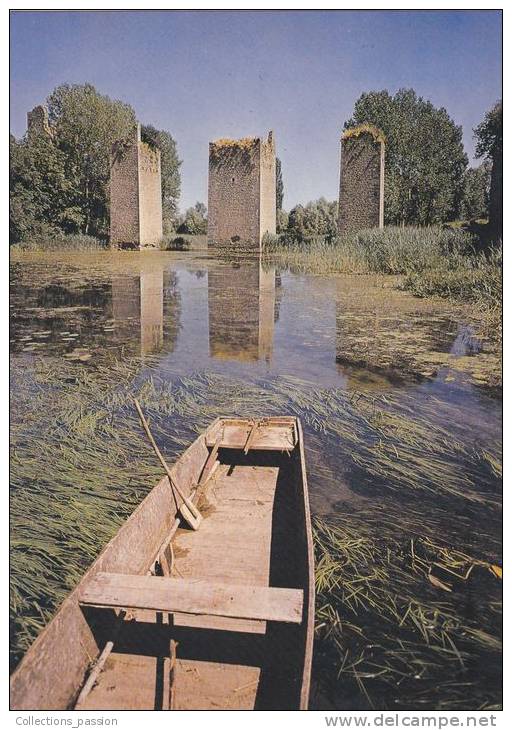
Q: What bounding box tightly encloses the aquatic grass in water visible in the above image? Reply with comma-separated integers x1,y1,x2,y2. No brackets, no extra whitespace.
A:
10,356,501,708
313,508,501,710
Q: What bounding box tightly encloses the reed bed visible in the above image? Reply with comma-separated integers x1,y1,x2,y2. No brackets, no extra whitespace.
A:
10,355,501,708
11,234,106,252
265,227,477,276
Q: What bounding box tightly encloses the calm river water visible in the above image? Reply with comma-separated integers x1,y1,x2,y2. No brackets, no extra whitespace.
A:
10,251,502,709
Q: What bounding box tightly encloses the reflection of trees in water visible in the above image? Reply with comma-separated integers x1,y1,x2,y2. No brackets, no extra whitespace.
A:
10,279,114,353
13,281,111,311
10,264,183,360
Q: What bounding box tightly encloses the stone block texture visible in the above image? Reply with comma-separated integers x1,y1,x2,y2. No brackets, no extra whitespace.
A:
27,106,52,138
207,132,276,249
110,124,163,249
338,126,385,236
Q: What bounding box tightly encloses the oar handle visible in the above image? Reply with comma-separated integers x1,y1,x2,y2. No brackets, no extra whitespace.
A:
134,399,188,503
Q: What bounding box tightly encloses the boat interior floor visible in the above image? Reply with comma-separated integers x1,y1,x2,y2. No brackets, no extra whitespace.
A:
77,450,307,710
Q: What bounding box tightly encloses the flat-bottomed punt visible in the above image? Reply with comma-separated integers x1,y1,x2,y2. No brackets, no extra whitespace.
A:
10,417,315,710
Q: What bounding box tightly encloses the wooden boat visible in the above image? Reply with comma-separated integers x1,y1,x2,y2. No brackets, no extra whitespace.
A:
10,416,315,710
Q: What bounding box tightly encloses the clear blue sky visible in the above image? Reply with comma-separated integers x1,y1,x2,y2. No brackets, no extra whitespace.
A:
10,10,502,212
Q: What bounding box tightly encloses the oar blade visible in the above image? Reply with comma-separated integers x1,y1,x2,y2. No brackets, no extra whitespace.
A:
180,500,203,531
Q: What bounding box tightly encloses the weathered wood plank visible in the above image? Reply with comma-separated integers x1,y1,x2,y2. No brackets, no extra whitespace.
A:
79,573,303,624
172,660,260,710
172,464,278,633
205,419,297,450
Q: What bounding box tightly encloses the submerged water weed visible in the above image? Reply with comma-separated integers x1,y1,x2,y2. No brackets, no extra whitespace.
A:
10,356,501,709
313,508,502,710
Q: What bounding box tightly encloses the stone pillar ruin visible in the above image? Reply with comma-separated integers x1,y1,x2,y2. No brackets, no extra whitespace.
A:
27,105,52,138
110,124,163,249
207,131,276,250
337,125,385,236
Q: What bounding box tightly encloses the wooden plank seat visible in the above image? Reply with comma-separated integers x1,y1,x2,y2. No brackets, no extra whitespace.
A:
205,418,297,451
78,572,304,624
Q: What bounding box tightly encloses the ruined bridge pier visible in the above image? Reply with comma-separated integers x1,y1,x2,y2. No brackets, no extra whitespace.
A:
207,132,276,251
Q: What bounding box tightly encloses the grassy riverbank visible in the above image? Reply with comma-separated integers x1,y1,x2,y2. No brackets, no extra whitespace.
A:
10,355,501,708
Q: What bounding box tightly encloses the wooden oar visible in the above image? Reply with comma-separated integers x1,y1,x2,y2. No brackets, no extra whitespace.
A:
134,399,203,531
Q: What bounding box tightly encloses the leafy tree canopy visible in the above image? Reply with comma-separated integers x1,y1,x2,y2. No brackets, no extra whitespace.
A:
10,132,82,243
474,101,502,161
474,100,502,237
177,202,207,235
47,83,136,238
460,162,491,222
285,198,338,243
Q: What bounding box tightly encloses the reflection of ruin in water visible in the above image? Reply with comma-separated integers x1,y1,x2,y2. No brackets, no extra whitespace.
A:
208,260,276,363
110,263,180,356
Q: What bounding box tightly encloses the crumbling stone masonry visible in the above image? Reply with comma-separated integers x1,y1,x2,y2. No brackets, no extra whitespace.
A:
110,124,163,249
207,132,276,249
27,105,52,138
338,124,385,236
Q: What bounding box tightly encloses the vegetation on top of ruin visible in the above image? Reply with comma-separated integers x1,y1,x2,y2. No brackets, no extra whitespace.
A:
211,136,259,150
342,122,386,145
209,136,261,167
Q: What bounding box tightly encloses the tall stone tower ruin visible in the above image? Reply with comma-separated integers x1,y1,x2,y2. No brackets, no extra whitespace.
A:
207,132,276,249
110,124,163,249
338,125,385,236
27,105,52,138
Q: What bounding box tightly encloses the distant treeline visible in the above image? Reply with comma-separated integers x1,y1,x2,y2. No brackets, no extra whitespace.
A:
9,84,502,246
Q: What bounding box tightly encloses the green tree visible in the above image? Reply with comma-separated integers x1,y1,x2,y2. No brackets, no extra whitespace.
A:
460,162,491,221
276,157,284,211
177,202,207,235
47,83,136,238
10,132,81,243
345,89,468,225
474,101,502,237
141,125,182,233
285,198,338,243
10,83,183,244
276,208,289,234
